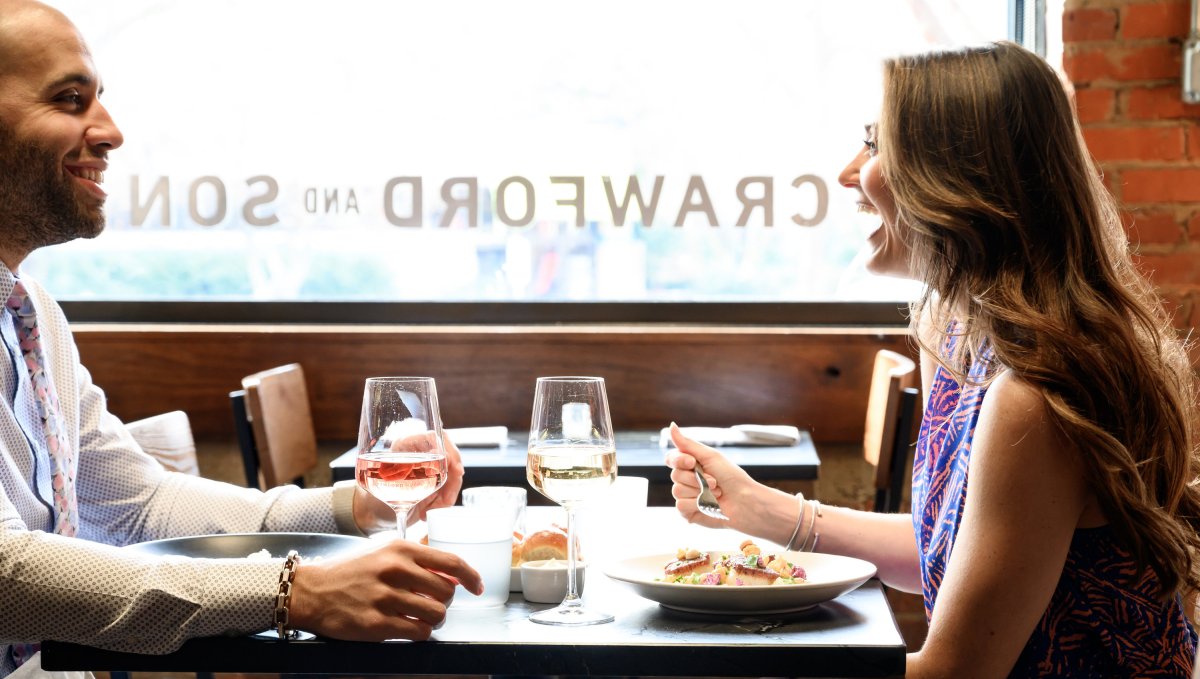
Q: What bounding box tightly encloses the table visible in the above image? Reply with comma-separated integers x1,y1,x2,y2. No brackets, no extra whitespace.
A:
330,429,821,488
41,509,903,678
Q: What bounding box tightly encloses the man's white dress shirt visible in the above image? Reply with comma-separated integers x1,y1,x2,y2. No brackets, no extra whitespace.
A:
0,265,360,677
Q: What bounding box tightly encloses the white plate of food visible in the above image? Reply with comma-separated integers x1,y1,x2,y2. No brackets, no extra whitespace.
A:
603,548,877,615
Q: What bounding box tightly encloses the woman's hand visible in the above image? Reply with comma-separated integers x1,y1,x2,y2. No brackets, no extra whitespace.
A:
665,423,786,539
668,423,922,589
288,538,483,641
351,431,467,533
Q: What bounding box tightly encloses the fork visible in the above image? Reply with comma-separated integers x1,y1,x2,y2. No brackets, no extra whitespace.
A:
693,461,730,521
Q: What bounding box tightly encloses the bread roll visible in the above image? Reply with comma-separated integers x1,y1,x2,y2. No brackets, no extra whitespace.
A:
520,528,569,562
511,531,524,566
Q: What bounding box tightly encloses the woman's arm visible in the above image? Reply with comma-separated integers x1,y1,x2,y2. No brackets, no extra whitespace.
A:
906,372,1089,678
665,425,922,592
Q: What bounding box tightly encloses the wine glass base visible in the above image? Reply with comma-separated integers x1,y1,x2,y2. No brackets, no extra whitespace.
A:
529,605,614,626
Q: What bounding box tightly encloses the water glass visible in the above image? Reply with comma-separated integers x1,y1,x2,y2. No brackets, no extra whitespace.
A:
426,506,512,609
462,486,527,537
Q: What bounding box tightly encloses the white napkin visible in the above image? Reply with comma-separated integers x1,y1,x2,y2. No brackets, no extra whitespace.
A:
659,424,801,447
446,426,510,448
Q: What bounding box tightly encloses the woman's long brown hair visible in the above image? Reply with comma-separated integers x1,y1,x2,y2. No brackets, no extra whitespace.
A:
879,41,1200,596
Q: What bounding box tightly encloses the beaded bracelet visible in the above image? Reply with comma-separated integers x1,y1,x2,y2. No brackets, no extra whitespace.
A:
784,492,807,550
275,550,301,640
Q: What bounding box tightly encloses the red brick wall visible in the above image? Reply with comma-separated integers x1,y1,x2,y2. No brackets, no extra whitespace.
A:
1063,0,1200,338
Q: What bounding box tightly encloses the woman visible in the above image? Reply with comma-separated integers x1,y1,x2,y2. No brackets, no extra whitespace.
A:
666,41,1200,677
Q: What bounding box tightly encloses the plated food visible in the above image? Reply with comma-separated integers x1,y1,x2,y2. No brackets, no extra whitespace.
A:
662,541,807,586
605,549,877,614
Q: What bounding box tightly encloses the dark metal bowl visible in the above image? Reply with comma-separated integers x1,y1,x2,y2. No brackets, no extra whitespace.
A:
124,532,371,560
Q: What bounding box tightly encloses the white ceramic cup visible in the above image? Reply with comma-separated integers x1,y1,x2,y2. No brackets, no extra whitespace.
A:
426,506,512,608
461,486,527,537
605,476,649,508
580,477,649,565
520,558,586,604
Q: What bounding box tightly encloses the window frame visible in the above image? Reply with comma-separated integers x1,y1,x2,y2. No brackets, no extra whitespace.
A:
61,300,911,326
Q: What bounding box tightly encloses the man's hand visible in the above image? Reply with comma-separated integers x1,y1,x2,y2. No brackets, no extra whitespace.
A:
288,539,483,641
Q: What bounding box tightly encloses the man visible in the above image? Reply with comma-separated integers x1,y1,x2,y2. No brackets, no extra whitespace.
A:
0,2,482,675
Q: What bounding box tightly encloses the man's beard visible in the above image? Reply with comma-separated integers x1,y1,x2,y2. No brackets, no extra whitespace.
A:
0,123,107,253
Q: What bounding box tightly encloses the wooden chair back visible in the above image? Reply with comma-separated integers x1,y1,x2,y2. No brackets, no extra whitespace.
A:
238,363,319,489
863,349,921,513
126,410,200,476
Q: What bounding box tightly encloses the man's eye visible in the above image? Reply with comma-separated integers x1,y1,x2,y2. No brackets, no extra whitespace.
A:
55,90,84,108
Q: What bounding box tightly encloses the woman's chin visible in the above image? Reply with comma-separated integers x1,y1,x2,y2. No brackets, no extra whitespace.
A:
864,248,915,280
865,259,916,280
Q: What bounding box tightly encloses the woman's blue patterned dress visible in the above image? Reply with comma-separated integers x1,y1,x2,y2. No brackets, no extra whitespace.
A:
911,334,1196,677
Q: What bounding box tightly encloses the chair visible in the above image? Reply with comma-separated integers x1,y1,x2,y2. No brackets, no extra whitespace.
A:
863,349,921,513
125,410,200,476
229,363,318,489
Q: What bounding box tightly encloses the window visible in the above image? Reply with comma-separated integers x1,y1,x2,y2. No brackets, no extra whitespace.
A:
31,1,1009,318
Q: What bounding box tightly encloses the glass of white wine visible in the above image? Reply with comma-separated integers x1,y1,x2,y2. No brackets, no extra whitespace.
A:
355,377,448,541
526,376,617,626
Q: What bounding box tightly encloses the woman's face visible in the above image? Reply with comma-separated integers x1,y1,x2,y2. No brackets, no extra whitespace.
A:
837,125,914,280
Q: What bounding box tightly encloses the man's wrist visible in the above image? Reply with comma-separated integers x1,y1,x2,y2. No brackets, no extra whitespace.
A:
332,480,367,536
275,550,301,639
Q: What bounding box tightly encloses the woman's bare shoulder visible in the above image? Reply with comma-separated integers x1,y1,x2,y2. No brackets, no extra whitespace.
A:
976,371,1084,481
983,370,1046,416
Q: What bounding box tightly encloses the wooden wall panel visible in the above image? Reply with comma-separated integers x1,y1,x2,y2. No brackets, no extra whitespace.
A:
73,325,915,444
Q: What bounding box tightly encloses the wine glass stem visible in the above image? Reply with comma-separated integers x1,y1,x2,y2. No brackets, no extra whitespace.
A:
564,504,581,605
394,507,411,541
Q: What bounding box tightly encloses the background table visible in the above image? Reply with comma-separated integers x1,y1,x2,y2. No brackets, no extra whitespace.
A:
330,429,821,504
42,508,902,678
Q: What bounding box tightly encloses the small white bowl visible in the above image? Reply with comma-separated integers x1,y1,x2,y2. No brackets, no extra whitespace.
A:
520,559,586,603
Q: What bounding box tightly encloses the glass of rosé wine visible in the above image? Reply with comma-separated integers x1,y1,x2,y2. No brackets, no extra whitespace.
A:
526,376,617,625
355,377,448,541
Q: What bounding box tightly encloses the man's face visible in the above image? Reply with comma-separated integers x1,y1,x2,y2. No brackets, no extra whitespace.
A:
0,3,124,259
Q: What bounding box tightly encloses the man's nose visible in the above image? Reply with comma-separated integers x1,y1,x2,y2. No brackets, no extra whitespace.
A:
85,101,124,151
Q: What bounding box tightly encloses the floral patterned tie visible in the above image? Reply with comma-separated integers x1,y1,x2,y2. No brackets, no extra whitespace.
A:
7,278,78,668
6,278,77,537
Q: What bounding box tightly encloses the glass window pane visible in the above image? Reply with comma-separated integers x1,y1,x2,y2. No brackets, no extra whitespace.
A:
29,1,1007,303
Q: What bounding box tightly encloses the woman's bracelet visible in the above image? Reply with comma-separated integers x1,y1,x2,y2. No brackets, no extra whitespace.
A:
275,550,302,640
784,492,807,550
800,499,823,552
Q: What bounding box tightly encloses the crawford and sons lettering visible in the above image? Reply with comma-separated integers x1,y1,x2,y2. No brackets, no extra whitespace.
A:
129,174,829,228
